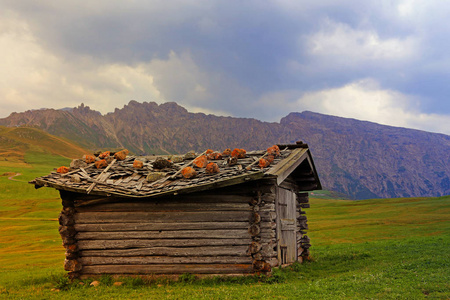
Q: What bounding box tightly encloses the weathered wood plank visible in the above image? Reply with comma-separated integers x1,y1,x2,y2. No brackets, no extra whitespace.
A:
75,202,252,213
80,246,250,257
73,194,253,208
78,238,252,250
74,194,254,208
81,264,254,274
74,222,253,232
74,211,252,223
80,256,252,265
76,229,249,240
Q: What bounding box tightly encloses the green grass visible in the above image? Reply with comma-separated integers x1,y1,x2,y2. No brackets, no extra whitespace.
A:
1,235,448,299
0,153,449,299
307,197,450,245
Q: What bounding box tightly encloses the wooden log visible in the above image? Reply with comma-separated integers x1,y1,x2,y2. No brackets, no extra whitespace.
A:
251,212,261,224
59,213,75,226
299,236,310,243
211,182,275,196
252,253,263,260
261,243,277,258
59,225,77,237
259,211,277,222
64,244,78,253
259,232,276,239
75,202,252,213
65,252,79,260
298,247,309,257
253,260,271,272
74,222,254,232
80,246,250,257
81,264,254,275
64,259,82,272
248,224,260,236
267,257,279,267
296,192,309,203
297,215,307,221
75,194,253,207
79,256,252,266
261,193,276,203
259,223,276,233
298,220,308,230
78,238,252,250
62,206,76,216
259,203,276,212
253,260,265,271
74,211,252,224
76,229,250,240
62,236,77,246
248,242,262,254
300,243,311,249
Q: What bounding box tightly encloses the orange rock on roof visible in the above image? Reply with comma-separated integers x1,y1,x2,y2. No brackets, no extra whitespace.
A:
267,145,280,157
83,155,95,164
231,148,246,159
207,151,222,160
206,162,220,174
259,158,270,169
133,160,143,168
95,159,108,169
222,148,232,156
57,166,70,174
114,149,129,161
99,151,110,159
181,166,197,179
193,155,208,168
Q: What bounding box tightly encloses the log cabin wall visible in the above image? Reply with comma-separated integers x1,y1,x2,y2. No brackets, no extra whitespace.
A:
277,179,311,264
58,180,282,278
296,192,310,262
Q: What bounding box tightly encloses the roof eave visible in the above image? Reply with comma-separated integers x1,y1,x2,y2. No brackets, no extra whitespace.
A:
34,171,268,199
266,148,322,190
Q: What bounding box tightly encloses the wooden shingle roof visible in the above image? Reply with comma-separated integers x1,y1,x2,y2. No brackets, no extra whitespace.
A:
31,142,321,198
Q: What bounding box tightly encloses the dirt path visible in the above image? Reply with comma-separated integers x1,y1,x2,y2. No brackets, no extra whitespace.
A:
7,173,26,182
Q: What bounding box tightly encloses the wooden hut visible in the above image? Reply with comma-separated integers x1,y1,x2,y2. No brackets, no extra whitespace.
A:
31,142,321,278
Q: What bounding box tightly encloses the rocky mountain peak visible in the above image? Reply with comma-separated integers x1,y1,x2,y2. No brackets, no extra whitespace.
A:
1,101,449,199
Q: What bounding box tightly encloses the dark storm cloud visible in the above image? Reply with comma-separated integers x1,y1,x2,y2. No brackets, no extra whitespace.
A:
1,0,450,133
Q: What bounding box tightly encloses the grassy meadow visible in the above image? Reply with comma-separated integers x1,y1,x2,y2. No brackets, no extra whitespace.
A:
0,150,449,299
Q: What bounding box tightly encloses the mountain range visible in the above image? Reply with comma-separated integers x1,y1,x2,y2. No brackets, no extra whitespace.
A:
1,100,449,200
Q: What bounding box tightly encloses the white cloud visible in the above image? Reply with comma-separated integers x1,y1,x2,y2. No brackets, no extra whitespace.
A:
0,11,166,117
306,18,419,64
0,9,248,120
292,79,450,135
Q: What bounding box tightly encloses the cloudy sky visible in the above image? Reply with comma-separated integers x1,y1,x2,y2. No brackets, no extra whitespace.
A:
1,0,450,134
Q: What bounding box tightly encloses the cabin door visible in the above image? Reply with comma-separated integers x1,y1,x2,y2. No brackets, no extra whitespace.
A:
276,186,297,264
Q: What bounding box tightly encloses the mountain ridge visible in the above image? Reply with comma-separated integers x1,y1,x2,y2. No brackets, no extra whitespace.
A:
1,101,449,200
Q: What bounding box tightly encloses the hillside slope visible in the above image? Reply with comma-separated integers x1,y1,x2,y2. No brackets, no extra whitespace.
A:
1,101,450,199
0,126,89,166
